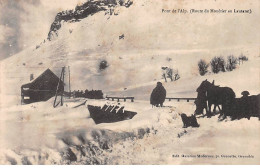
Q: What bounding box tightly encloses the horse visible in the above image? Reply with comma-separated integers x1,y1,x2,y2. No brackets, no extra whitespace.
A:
231,93,260,120
195,79,236,119
248,94,260,119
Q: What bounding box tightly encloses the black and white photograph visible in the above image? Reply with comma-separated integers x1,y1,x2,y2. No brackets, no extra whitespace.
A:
0,0,259,165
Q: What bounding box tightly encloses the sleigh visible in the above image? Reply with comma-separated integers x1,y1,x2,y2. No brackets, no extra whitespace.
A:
87,104,137,124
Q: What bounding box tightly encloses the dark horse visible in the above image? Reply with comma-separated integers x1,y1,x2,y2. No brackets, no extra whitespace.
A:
195,79,236,119
232,92,260,120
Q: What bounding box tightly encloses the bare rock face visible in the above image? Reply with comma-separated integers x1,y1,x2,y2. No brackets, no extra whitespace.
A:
47,0,133,41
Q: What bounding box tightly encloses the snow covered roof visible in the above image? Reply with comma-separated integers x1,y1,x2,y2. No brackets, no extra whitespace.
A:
21,68,64,88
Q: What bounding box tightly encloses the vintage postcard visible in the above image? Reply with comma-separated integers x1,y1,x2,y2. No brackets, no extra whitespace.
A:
0,0,259,165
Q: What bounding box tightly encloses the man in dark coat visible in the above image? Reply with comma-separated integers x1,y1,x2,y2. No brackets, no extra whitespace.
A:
150,82,166,107
240,91,251,119
194,91,208,116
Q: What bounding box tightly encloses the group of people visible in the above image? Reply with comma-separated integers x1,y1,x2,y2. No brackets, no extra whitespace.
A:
149,80,260,121
194,79,260,120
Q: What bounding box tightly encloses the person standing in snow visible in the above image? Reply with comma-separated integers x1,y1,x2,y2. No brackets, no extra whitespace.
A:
194,91,208,116
150,82,166,107
240,91,251,119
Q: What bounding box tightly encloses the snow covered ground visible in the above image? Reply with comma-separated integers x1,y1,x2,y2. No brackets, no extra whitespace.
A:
0,54,260,164
0,0,259,164
0,97,177,164
1,54,260,164
0,96,259,164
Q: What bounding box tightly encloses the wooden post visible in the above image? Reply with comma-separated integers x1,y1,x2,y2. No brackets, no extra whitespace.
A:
53,67,65,108
68,66,71,98
61,67,65,106
124,98,126,102
21,87,24,105
131,98,134,102
177,99,180,102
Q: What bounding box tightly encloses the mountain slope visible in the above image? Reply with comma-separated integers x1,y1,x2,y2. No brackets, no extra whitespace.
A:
0,0,259,107
0,0,259,165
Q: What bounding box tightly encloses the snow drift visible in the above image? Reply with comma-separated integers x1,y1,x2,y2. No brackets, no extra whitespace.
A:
0,0,259,165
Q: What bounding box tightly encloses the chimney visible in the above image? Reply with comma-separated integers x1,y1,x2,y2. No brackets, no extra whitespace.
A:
30,74,34,81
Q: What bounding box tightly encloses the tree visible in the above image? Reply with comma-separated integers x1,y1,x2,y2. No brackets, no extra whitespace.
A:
173,69,180,81
198,59,209,76
99,60,109,71
161,67,180,82
166,68,173,81
118,0,124,6
210,56,225,73
226,55,238,71
238,53,248,65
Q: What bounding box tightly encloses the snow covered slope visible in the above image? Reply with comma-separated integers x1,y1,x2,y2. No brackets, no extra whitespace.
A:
108,55,260,100
0,0,259,165
0,0,259,107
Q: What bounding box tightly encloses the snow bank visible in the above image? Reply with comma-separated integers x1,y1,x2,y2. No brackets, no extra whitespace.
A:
0,97,183,164
0,0,259,164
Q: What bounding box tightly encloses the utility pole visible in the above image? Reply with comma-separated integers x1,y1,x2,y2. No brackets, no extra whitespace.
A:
61,67,65,106
53,66,65,108
68,66,71,98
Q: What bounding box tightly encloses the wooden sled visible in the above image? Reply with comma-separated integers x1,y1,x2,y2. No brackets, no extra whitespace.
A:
87,104,137,124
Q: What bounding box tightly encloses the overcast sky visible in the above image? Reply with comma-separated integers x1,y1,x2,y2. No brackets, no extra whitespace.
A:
0,0,85,60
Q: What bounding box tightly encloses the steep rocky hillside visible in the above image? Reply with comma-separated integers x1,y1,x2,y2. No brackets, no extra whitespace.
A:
47,0,133,40
0,0,259,165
